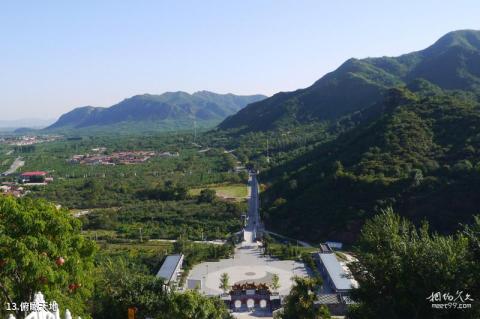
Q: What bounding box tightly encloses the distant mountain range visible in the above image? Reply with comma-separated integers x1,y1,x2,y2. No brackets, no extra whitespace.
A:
47,91,266,132
220,29,480,132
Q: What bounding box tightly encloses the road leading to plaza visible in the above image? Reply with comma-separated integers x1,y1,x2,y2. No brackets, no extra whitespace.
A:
243,171,260,244
187,169,310,309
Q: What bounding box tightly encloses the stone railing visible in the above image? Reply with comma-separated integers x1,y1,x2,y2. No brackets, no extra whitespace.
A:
6,292,81,319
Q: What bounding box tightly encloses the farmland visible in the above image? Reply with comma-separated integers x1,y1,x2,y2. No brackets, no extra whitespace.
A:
0,132,248,241
189,183,248,201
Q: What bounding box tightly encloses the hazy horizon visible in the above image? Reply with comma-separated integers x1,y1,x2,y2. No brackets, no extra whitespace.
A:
1,1,479,120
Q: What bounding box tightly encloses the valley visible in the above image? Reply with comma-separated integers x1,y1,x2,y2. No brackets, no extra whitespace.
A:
1,28,480,319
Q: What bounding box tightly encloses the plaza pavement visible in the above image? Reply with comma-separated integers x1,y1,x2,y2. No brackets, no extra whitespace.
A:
187,241,309,297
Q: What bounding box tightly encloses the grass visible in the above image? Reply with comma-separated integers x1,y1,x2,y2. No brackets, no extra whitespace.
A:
335,251,348,262
104,241,173,251
269,243,317,254
266,242,317,261
189,183,248,200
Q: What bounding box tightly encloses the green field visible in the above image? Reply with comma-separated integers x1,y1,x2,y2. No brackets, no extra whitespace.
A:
102,241,174,252
189,183,248,200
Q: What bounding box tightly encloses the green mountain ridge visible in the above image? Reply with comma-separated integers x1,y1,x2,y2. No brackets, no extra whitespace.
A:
219,29,480,132
47,91,267,131
261,86,480,243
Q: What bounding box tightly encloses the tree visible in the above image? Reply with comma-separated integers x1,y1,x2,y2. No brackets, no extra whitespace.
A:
222,153,237,171
288,179,298,190
348,209,479,319
173,235,191,254
93,258,232,319
270,274,280,293
197,189,216,203
0,196,96,318
262,234,273,256
280,276,329,319
410,168,423,187
163,290,233,319
93,258,168,319
462,215,480,317
219,273,230,294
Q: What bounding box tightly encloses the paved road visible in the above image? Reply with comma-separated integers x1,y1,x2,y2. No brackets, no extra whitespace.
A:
243,171,260,243
2,157,24,176
242,172,313,249
186,170,310,319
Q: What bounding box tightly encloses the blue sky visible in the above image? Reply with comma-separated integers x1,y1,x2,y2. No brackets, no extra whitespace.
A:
0,1,479,120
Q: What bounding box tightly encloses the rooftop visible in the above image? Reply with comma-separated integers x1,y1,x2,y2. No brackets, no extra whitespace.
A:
156,254,183,283
21,171,47,176
315,294,341,305
319,243,332,253
318,253,355,291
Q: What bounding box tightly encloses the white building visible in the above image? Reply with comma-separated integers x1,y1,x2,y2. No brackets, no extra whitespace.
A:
156,254,184,287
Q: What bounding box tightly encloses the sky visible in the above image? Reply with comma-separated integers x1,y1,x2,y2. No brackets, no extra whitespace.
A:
0,1,479,121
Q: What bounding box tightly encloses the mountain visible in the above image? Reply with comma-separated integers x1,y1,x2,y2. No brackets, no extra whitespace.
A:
220,29,480,132
260,86,480,244
47,91,266,131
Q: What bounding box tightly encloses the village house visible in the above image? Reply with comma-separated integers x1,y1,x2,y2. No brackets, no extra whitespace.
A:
18,171,53,185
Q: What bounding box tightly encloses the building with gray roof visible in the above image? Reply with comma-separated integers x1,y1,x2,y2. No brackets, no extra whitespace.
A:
316,252,356,294
156,254,184,285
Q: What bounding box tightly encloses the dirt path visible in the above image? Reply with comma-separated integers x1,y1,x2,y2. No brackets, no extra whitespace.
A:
2,157,24,175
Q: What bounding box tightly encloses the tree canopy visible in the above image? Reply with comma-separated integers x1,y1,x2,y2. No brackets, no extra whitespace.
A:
0,196,96,318
348,209,480,319
278,276,330,319
93,256,232,319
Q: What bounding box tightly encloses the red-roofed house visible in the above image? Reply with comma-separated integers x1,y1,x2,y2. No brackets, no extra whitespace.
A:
19,171,48,184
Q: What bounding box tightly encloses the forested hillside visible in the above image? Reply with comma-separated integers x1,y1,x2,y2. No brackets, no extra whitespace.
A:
261,86,480,243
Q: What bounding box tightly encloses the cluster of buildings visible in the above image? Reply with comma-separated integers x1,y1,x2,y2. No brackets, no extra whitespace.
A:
0,135,60,146
1,171,54,197
69,150,158,165
0,183,27,197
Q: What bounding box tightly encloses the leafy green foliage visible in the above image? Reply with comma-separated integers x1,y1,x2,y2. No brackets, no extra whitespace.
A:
137,181,188,201
262,87,480,243
348,209,480,319
219,273,230,293
163,290,232,319
278,276,330,319
271,273,280,292
82,199,244,241
93,256,232,319
0,196,96,318
93,258,168,319
197,188,217,203
16,134,247,209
